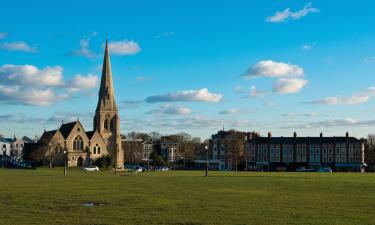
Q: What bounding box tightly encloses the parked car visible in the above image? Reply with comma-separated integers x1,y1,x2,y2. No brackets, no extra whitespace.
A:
318,167,333,172
134,167,143,173
296,167,315,172
83,166,99,172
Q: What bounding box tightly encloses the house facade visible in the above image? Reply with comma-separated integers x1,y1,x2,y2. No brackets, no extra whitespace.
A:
160,139,182,163
142,140,154,162
122,139,155,164
0,138,11,156
246,132,365,172
208,130,257,170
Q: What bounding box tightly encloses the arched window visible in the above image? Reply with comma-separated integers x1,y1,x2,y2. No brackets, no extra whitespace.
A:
110,118,115,132
93,144,101,155
73,136,83,151
104,119,109,130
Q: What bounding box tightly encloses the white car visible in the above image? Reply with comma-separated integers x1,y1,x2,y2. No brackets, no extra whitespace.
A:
83,166,100,171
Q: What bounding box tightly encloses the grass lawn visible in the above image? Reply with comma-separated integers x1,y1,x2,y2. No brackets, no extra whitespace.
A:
0,168,374,225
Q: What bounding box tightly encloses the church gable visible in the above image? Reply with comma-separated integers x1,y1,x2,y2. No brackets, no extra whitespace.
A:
38,130,64,145
89,131,108,158
62,121,90,152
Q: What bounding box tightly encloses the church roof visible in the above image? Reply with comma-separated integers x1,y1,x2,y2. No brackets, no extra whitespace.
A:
86,131,95,139
38,129,57,144
59,121,78,139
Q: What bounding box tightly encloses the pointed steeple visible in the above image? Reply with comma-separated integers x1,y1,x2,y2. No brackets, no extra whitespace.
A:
93,38,124,170
96,39,117,111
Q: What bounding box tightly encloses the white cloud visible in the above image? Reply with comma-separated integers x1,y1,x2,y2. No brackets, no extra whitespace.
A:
0,85,67,106
249,85,265,97
68,74,98,92
70,32,97,58
219,108,239,115
266,2,319,23
302,43,314,51
0,64,64,86
145,88,223,103
108,40,141,55
136,76,151,82
312,95,368,105
1,41,37,52
309,87,375,105
0,32,8,40
282,112,318,118
234,86,243,93
148,104,192,115
265,101,276,107
364,56,375,64
287,118,375,129
0,64,98,106
245,60,304,79
155,32,175,39
272,78,308,94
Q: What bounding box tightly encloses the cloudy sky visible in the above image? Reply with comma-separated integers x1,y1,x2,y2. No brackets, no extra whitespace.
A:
1,0,375,139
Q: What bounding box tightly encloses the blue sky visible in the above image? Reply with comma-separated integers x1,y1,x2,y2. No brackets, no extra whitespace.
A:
1,0,375,140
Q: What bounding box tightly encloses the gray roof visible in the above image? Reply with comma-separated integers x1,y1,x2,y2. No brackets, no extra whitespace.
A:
249,136,363,144
59,121,78,139
0,137,11,143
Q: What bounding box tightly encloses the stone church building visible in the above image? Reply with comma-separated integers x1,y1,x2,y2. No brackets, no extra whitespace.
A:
28,40,124,169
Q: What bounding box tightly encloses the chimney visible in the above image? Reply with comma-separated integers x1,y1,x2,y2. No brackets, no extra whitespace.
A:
346,132,349,138
293,132,297,138
320,132,323,138
268,132,272,138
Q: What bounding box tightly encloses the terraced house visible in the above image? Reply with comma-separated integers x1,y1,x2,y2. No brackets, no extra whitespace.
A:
246,132,365,172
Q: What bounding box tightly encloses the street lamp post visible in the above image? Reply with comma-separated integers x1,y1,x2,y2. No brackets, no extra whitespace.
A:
63,150,67,176
205,145,208,177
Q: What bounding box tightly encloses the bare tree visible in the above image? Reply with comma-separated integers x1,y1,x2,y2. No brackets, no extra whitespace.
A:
149,131,161,141
44,140,62,168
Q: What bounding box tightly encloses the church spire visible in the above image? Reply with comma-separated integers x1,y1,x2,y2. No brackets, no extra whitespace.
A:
96,39,117,111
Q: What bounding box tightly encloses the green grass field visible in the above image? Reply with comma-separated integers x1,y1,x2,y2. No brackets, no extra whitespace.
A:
0,168,374,225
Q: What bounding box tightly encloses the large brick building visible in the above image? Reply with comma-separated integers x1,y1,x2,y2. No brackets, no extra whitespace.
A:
246,132,365,172
207,130,257,170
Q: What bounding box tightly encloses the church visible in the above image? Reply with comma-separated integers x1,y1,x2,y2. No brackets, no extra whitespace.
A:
28,40,124,169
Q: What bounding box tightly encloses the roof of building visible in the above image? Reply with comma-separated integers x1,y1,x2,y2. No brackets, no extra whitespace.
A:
86,131,95,139
45,130,57,137
38,130,58,144
0,137,11,143
59,121,78,139
142,140,153,144
22,136,35,143
249,136,363,144
122,139,143,143
3,138,14,142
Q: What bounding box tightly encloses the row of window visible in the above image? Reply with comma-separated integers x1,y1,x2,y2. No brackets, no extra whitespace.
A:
247,154,360,163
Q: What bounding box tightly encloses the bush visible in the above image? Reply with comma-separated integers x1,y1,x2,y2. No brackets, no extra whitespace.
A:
93,155,112,168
